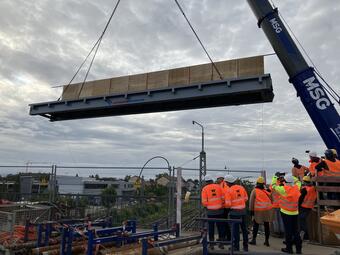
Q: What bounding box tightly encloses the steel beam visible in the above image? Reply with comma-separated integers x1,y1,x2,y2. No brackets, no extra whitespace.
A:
29,74,273,121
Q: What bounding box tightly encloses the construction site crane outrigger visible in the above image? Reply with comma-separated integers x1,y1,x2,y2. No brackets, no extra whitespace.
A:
247,0,340,152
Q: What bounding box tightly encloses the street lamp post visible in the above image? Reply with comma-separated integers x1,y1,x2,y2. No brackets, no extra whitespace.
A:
138,156,173,227
192,121,207,190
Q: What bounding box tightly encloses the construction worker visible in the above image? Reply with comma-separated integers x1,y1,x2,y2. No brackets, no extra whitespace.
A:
201,174,224,250
270,172,285,237
315,149,340,177
316,149,340,201
249,176,272,247
308,152,321,177
298,176,316,241
216,173,231,242
224,174,249,252
331,149,338,159
291,158,309,180
271,174,302,254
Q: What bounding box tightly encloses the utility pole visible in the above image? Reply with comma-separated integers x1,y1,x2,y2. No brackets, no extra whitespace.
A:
192,121,206,192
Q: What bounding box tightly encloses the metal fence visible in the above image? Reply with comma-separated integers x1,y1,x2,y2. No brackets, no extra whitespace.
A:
0,204,51,233
0,164,266,233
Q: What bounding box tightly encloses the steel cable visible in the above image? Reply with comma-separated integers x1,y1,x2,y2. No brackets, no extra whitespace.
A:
173,0,224,80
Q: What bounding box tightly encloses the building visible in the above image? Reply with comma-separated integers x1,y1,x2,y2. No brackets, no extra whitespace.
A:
56,175,135,196
20,176,49,199
0,181,15,193
156,176,186,188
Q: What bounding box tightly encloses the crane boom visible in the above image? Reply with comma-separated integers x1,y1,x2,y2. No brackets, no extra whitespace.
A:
247,0,340,152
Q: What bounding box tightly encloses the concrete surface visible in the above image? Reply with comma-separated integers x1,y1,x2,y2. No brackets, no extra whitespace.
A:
209,235,339,255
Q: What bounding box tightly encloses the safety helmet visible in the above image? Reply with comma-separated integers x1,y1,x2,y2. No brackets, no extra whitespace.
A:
302,176,311,182
309,151,317,158
216,172,224,179
204,174,213,182
224,174,237,183
292,158,299,165
325,149,335,159
284,174,294,184
256,176,265,184
331,149,338,157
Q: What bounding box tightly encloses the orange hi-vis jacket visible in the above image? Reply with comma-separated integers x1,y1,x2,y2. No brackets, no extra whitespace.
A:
309,160,320,177
270,183,281,209
280,185,300,213
254,188,273,211
220,181,229,193
301,186,317,209
201,184,224,210
226,185,248,210
323,159,340,176
220,181,230,208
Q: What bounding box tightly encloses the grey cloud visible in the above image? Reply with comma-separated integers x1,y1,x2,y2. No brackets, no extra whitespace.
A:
0,0,338,178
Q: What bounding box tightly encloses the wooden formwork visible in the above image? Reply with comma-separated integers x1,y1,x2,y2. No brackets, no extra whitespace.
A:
62,55,265,100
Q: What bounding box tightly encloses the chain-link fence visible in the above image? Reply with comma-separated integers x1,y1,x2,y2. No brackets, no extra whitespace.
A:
0,204,51,233
0,164,266,233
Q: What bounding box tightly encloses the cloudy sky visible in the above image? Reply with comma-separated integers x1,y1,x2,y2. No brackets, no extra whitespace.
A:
0,0,339,179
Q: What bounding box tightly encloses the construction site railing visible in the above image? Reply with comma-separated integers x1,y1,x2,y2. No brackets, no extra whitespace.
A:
315,176,340,245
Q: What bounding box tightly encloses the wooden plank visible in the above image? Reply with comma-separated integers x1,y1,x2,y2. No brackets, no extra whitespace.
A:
147,70,169,89
318,200,340,206
213,60,238,80
110,76,129,94
62,83,82,100
91,79,111,97
189,63,212,84
128,74,147,92
315,176,340,183
62,55,266,100
79,81,95,99
168,67,189,86
237,56,264,77
316,186,340,192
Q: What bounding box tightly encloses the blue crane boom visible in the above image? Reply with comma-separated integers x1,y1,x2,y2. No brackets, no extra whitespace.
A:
247,0,340,152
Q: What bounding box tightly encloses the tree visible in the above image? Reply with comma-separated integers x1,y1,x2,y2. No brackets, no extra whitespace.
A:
101,185,116,208
155,173,169,180
124,175,131,182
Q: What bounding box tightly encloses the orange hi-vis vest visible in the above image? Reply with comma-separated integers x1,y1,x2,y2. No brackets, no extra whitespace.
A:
323,159,340,176
280,185,300,212
228,185,248,210
270,183,281,209
309,160,319,176
301,185,317,209
254,188,273,211
201,184,224,210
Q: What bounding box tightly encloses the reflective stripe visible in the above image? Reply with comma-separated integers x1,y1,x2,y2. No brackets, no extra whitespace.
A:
231,198,244,203
207,204,222,210
231,205,245,209
208,197,222,202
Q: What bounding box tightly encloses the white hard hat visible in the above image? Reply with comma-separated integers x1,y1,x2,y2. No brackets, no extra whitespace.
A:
224,174,236,183
284,174,295,184
204,174,213,182
216,172,224,179
309,151,317,157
